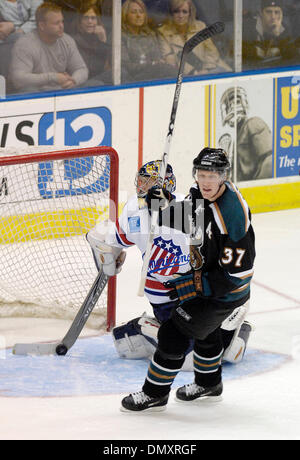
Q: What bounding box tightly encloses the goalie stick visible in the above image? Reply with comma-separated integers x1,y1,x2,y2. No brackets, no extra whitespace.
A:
137,21,225,297
12,268,109,356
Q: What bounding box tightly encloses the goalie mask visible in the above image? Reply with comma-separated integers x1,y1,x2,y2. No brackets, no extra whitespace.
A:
220,86,249,128
135,160,176,198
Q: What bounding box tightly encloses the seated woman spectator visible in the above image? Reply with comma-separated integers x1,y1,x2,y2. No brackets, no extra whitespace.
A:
121,0,176,83
157,0,232,76
242,0,298,70
73,3,111,85
0,0,43,78
48,1,113,34
85,1,112,30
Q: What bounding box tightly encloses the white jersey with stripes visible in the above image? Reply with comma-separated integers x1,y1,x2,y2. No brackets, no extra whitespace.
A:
105,193,191,304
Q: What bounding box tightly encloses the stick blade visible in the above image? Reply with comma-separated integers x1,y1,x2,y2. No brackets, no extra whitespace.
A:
12,342,59,356
184,21,225,53
209,21,225,34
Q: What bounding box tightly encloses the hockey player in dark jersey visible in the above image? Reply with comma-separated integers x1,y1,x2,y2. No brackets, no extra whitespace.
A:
121,147,255,412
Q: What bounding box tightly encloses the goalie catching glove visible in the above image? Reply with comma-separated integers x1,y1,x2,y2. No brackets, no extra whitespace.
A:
145,186,174,212
164,271,202,304
86,231,126,276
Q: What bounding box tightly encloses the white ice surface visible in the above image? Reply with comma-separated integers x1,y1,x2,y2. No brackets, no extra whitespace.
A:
0,208,300,440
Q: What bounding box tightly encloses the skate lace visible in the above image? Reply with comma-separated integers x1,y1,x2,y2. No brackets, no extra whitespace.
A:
185,383,204,396
131,391,152,405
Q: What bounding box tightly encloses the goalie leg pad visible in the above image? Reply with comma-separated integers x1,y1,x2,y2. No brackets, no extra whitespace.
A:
181,350,194,371
112,314,197,367
221,301,252,364
222,321,253,364
221,301,250,331
138,315,160,340
112,316,158,359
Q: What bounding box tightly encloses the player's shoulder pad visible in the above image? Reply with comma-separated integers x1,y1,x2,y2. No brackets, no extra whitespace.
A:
210,182,251,242
187,183,200,200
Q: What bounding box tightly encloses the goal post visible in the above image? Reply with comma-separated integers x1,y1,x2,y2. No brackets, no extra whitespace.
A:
0,146,119,331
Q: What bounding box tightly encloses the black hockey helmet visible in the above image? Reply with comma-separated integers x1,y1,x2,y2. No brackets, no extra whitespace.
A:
193,148,230,176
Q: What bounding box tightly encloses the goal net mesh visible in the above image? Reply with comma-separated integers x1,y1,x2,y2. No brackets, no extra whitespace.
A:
0,146,118,330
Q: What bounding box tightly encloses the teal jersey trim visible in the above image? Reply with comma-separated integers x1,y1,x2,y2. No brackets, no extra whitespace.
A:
212,182,250,242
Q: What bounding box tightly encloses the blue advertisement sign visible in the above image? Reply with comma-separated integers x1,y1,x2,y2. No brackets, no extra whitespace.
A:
275,77,300,177
37,107,112,198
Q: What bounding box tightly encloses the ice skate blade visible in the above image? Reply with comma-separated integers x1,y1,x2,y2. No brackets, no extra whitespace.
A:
175,395,223,403
120,405,167,413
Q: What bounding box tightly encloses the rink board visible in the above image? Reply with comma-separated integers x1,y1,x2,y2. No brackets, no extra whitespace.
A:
240,181,300,213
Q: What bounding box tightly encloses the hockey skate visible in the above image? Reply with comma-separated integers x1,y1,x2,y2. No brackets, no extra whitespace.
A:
175,382,223,402
121,391,169,412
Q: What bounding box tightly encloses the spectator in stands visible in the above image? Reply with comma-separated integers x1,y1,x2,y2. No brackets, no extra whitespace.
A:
157,0,232,76
0,0,43,78
121,0,176,83
49,1,113,34
9,2,88,93
73,3,111,86
48,1,112,33
242,0,298,69
0,0,42,35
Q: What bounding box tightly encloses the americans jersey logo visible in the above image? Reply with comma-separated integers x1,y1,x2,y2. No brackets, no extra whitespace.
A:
148,237,189,276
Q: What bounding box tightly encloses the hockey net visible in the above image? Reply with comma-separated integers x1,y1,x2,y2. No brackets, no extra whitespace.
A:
0,146,118,331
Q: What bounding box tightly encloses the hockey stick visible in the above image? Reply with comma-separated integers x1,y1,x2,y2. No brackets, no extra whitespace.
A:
12,269,109,356
137,21,225,297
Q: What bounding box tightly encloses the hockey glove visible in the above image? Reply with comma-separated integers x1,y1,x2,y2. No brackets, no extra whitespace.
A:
145,186,173,212
98,244,126,276
164,271,202,304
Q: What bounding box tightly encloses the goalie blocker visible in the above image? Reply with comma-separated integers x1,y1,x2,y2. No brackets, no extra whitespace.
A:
86,228,126,276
